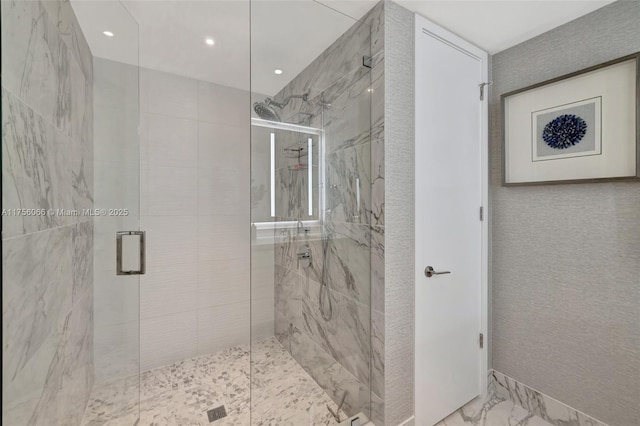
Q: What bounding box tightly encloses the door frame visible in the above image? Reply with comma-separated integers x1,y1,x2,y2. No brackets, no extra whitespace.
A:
414,12,489,417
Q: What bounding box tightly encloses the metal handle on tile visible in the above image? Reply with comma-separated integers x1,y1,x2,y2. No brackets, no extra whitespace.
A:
424,266,450,278
116,231,146,275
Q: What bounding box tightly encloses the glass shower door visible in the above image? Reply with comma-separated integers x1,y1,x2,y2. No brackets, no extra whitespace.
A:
82,2,142,423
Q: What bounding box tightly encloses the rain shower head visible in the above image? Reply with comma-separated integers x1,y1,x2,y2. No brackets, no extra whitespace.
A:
253,93,309,122
253,101,281,121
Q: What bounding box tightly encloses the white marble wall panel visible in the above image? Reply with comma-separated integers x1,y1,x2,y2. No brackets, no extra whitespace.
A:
269,4,383,422
3,222,95,425
491,370,609,426
40,0,93,81
301,274,371,385
323,71,373,154
274,15,373,116
274,265,303,348
324,222,372,305
2,87,91,237
1,0,72,135
371,308,385,400
292,326,370,417
2,0,95,423
326,142,372,224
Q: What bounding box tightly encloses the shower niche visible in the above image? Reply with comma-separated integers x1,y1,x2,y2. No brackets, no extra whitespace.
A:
251,120,321,222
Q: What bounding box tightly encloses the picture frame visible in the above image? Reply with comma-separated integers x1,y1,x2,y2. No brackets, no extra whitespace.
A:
502,52,640,185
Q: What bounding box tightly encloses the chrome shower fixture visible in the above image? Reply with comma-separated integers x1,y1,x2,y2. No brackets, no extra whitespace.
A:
253,93,309,122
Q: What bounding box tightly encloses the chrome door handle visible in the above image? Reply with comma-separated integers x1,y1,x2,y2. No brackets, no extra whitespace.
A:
424,266,450,278
116,231,146,275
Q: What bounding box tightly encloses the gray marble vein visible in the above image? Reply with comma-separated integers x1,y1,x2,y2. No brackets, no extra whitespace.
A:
2,225,74,386
291,329,371,419
491,371,609,426
2,1,95,424
2,88,69,236
274,265,303,350
436,393,553,426
371,309,384,400
2,86,94,238
40,0,93,82
72,220,94,304
268,4,383,423
300,273,371,386
324,222,371,305
371,225,384,313
3,288,94,426
274,16,372,119
322,71,373,154
1,0,72,134
327,143,372,224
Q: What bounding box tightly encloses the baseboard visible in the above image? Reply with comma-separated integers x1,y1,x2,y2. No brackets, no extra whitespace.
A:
398,415,415,426
490,370,609,426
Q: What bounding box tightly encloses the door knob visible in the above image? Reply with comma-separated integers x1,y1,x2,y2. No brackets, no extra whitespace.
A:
424,266,450,278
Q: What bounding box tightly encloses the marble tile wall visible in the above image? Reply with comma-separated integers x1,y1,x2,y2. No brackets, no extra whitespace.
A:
490,370,610,426
270,3,385,424
2,0,95,424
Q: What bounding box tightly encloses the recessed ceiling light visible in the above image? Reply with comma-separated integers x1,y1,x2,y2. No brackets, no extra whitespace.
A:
205,37,215,46
103,31,114,37
274,69,283,75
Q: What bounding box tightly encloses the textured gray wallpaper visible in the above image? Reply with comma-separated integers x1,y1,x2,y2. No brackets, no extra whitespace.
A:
490,2,640,425
384,2,416,425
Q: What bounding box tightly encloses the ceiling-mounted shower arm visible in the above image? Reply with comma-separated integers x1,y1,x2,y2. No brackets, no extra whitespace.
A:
266,93,309,109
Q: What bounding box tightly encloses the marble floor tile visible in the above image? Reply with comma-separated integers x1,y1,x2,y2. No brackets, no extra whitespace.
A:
436,394,554,426
81,337,345,426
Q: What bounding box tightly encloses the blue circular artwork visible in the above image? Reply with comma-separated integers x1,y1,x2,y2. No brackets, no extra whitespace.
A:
542,114,587,149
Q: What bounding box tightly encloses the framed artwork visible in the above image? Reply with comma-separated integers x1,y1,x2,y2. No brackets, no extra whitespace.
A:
502,52,639,185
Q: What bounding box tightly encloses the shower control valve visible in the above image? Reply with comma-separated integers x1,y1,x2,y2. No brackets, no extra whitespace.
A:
297,245,312,269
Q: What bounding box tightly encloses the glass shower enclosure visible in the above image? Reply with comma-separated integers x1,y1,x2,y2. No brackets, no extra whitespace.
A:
2,0,374,424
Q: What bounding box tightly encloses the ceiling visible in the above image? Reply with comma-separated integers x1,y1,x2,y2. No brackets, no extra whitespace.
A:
71,0,614,95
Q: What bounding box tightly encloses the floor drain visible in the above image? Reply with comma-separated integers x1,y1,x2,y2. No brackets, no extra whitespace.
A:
207,405,227,423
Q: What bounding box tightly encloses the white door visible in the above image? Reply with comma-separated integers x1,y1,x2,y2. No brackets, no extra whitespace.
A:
414,15,488,426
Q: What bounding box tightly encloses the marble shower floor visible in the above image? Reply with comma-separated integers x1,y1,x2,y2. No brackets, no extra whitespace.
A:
435,393,554,426
81,337,346,426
